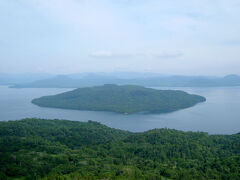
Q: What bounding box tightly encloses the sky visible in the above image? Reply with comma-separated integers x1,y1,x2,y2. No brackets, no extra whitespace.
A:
0,0,240,75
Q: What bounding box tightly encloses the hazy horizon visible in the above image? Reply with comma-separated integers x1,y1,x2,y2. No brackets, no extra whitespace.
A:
0,71,239,78
1,0,240,75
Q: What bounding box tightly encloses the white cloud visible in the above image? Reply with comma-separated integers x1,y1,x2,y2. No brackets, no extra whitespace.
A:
89,51,183,59
153,53,183,59
89,51,113,58
25,0,142,45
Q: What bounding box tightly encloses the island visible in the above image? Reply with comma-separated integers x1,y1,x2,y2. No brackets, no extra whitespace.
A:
32,84,206,114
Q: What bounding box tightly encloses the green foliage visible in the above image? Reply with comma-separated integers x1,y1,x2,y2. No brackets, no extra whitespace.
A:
32,84,206,114
0,118,239,180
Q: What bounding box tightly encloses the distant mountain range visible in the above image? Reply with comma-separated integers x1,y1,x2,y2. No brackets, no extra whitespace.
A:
9,73,240,88
0,73,54,85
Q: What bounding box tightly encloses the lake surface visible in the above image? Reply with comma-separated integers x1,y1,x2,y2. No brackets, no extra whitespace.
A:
0,85,239,134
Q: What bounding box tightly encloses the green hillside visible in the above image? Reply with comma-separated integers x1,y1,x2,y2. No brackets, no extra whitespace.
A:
32,84,206,114
0,118,239,180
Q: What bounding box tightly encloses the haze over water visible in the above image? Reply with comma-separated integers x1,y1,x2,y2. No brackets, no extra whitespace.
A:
0,85,239,135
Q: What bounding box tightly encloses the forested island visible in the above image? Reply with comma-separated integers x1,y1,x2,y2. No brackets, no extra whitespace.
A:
32,84,206,114
0,118,239,179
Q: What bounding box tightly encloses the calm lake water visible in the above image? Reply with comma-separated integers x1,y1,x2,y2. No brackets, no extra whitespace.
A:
0,85,239,134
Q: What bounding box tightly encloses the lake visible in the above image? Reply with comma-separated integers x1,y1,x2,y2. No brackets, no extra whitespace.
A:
0,85,239,134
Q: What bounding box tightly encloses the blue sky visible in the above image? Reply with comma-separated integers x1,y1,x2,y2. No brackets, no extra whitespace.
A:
0,0,240,75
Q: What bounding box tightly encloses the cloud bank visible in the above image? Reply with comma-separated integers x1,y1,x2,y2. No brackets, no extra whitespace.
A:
0,0,239,75
89,51,183,59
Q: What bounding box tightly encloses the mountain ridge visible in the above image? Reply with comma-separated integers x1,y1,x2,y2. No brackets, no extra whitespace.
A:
11,74,240,88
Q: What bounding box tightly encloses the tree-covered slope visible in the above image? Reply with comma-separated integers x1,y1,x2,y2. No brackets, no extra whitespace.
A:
32,84,206,114
0,118,239,180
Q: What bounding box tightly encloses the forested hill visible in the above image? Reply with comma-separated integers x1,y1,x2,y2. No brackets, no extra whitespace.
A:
0,118,239,180
32,84,206,114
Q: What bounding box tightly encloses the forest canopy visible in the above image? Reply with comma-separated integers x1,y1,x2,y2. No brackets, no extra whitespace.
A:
0,118,239,180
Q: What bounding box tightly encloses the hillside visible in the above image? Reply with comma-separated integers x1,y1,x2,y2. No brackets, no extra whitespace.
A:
32,84,206,114
0,118,239,179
